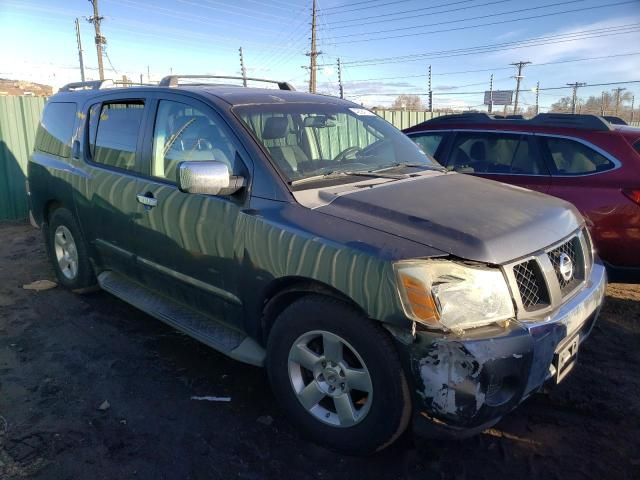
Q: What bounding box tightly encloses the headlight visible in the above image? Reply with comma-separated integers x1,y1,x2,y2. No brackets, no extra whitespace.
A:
394,260,515,332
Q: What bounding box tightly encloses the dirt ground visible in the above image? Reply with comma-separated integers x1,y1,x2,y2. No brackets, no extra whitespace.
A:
0,222,639,480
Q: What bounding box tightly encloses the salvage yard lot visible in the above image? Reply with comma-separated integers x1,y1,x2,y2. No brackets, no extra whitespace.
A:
0,222,639,480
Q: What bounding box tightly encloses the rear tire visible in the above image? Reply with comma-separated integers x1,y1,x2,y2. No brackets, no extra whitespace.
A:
47,208,95,290
266,295,412,455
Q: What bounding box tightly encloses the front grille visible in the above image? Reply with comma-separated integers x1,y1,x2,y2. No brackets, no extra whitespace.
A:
513,260,549,310
548,236,584,295
510,229,590,316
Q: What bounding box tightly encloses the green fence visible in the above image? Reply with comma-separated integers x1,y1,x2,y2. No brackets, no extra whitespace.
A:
375,110,444,130
0,96,45,221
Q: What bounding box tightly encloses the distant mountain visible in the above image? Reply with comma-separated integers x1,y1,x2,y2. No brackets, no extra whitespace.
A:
0,79,53,96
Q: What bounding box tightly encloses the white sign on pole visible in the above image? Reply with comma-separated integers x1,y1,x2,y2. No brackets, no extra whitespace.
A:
484,90,513,106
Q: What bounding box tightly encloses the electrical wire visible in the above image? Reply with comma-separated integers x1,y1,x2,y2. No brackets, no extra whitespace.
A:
319,0,415,13
326,1,637,44
328,0,580,32
317,24,640,66
344,52,640,82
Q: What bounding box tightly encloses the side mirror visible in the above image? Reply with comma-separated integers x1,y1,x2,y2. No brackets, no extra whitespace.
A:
177,161,245,196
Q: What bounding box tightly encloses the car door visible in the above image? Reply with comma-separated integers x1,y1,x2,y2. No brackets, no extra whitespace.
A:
76,96,149,277
444,131,551,193
539,134,623,264
131,94,252,327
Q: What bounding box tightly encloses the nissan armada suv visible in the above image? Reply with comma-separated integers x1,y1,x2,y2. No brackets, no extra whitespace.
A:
28,76,606,454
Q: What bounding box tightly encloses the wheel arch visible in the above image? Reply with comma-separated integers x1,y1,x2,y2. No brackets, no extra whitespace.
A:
259,276,368,344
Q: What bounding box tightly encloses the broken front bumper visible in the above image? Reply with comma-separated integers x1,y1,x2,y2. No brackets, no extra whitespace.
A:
406,260,607,437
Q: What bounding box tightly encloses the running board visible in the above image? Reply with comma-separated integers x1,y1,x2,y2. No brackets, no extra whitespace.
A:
97,271,265,367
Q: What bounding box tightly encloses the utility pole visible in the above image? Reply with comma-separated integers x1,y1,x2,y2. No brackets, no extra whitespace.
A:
613,87,626,115
535,81,540,115
139,73,143,85
488,74,493,114
239,47,247,87
428,65,433,114
147,65,150,83
307,0,321,93
567,82,586,114
511,61,530,115
87,0,105,80
601,91,606,115
337,58,344,99
631,95,635,123
74,18,86,82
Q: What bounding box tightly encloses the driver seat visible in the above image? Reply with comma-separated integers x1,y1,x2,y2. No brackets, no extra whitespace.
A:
261,117,309,173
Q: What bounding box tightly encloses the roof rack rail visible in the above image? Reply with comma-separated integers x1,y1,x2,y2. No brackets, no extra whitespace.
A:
59,79,114,92
423,112,612,131
158,75,295,91
529,113,612,131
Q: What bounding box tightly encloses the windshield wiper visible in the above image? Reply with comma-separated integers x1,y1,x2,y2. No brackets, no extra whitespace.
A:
290,170,407,187
372,162,447,173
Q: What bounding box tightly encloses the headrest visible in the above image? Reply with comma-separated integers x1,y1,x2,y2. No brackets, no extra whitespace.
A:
470,141,486,161
262,116,289,140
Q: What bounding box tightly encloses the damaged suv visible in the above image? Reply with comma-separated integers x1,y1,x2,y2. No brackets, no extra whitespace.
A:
28,76,606,454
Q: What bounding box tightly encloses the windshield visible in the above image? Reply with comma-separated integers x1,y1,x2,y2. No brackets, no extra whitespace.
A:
234,103,439,185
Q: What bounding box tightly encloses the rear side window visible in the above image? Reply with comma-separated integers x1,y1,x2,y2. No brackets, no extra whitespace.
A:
542,137,615,175
634,140,640,156
91,101,145,172
448,132,545,175
410,133,444,158
35,102,77,158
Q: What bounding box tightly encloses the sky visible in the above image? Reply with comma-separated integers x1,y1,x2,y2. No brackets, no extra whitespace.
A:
0,0,639,109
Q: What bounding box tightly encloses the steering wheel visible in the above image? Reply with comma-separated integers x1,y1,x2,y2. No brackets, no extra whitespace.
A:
333,146,362,162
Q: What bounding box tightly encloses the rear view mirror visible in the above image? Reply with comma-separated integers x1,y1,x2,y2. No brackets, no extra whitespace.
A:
177,161,245,196
303,115,338,128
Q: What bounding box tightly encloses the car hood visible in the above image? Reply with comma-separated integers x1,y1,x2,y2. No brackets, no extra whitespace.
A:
311,172,583,265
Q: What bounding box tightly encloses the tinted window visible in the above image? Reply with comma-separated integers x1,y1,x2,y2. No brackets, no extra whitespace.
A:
411,133,444,157
543,137,614,175
91,102,144,171
634,140,640,156
449,132,545,175
35,102,77,157
151,100,236,182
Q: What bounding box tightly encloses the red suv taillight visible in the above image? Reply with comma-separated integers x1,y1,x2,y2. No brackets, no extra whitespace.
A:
622,189,640,206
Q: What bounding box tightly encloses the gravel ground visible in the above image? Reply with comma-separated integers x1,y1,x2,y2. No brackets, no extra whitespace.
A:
1,222,639,480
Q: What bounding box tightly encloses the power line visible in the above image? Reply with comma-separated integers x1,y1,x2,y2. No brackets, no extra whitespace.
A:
342,52,640,82
325,1,637,44
327,0,579,32
323,0,479,18
320,0,414,13
176,0,287,21
318,24,640,67
326,0,510,27
343,80,640,97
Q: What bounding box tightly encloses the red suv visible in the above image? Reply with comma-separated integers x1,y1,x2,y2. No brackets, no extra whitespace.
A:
404,113,640,281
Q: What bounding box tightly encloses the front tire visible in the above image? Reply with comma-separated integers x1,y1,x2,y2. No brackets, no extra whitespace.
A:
47,207,95,290
266,295,411,455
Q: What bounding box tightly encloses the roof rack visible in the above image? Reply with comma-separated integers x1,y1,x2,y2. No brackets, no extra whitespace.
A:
423,112,612,131
158,75,295,91
59,79,114,92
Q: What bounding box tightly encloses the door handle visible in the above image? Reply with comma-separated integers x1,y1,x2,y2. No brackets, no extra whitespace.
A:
136,193,158,208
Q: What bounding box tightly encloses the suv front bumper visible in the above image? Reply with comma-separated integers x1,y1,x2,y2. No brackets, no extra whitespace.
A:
406,260,607,437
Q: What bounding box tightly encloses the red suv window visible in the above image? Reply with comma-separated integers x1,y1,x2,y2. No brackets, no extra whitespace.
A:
541,137,615,175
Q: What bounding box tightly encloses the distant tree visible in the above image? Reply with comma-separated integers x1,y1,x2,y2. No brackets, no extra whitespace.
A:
391,94,424,111
550,89,635,122
549,96,573,113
